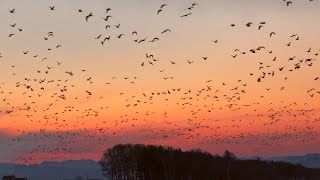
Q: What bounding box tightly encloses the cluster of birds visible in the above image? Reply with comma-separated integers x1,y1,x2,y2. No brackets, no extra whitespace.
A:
81,9,174,46
1,0,320,163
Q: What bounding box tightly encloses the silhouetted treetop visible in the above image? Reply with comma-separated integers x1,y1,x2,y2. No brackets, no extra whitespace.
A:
99,144,320,180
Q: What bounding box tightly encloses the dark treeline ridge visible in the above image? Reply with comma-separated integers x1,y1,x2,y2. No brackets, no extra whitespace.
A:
99,144,320,180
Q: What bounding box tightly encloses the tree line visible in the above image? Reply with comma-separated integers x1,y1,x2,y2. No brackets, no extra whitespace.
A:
99,144,320,180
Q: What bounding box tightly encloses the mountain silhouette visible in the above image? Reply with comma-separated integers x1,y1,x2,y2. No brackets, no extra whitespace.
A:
0,160,108,180
267,153,320,168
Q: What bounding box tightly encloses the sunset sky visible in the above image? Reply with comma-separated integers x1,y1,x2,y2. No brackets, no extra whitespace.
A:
0,0,320,163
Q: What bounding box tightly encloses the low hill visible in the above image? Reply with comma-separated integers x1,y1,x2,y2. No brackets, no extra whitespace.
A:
0,160,108,180
267,153,320,168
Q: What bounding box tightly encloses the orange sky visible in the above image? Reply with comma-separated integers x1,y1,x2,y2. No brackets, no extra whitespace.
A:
0,0,320,163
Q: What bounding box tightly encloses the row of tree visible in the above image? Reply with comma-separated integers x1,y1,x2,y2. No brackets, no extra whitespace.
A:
99,144,320,180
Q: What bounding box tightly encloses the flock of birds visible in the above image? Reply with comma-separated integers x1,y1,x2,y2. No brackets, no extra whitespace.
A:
0,0,320,163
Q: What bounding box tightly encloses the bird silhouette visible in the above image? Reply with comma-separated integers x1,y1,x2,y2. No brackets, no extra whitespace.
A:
270,32,276,37
103,15,112,21
286,1,292,6
180,13,192,17
117,34,124,38
161,29,171,34
85,13,93,22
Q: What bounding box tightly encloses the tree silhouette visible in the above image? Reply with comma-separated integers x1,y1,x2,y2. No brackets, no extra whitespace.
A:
99,144,320,180
223,150,237,180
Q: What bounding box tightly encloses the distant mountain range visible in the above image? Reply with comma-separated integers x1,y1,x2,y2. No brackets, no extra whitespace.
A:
0,159,109,180
0,154,319,180
266,153,320,168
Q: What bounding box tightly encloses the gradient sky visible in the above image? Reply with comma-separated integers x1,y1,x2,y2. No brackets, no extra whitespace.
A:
0,0,320,164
